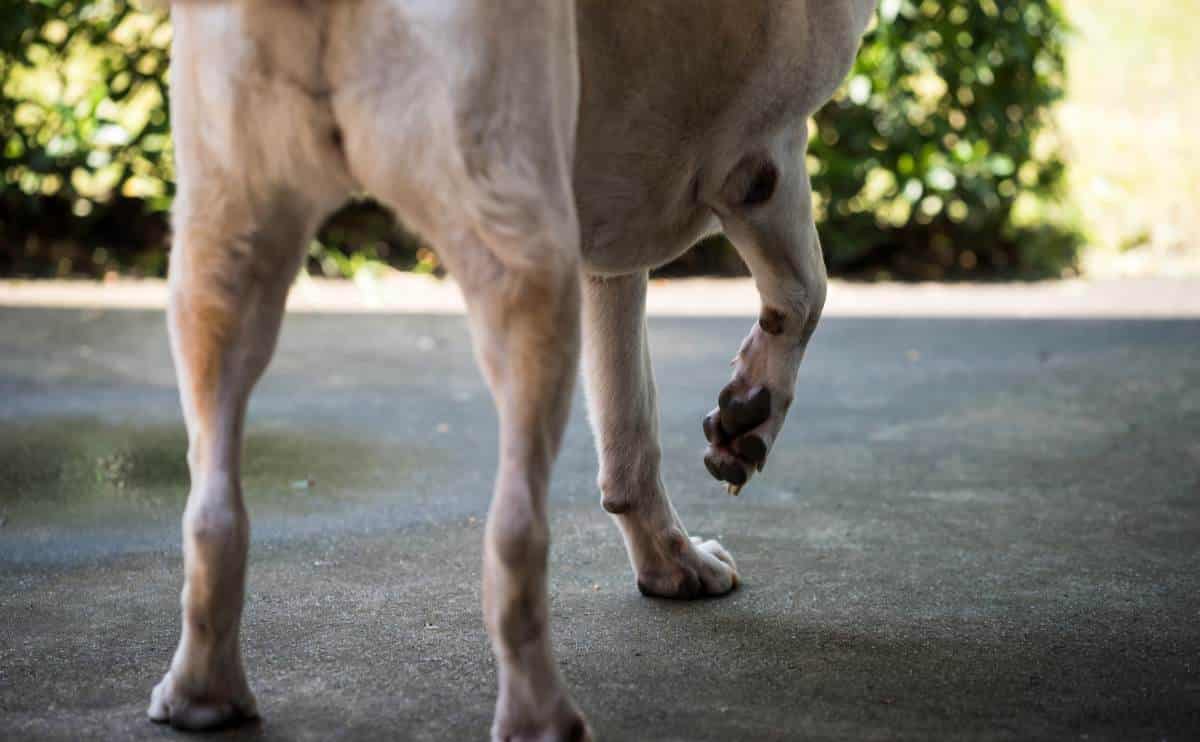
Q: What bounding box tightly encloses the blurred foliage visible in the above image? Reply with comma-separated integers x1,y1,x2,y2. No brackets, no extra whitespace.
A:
809,0,1078,278
1,0,1078,280
1,0,172,277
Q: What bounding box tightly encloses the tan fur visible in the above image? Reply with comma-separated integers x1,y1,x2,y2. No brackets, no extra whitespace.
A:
150,1,875,738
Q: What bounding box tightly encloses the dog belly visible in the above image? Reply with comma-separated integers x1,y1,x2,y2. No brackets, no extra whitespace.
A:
577,198,719,276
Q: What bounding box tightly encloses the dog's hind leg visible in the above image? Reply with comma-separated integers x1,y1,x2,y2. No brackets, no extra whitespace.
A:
441,191,589,741
332,2,590,737
464,230,588,742
148,182,320,730
582,271,738,598
149,3,350,728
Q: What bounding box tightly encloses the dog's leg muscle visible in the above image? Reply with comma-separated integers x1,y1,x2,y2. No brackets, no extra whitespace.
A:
332,3,591,738
149,5,349,727
468,243,587,742
582,271,738,598
149,188,313,730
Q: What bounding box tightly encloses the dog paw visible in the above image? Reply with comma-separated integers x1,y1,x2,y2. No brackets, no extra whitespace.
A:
148,671,258,731
493,698,591,742
702,318,799,494
703,383,786,494
636,534,739,599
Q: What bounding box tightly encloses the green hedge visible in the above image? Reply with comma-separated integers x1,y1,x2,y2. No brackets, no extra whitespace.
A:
810,0,1077,278
1,0,1077,280
1,0,173,276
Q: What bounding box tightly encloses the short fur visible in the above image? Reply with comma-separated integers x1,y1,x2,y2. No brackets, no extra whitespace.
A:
150,1,876,739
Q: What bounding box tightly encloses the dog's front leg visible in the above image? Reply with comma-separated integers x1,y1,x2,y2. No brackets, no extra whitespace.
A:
582,272,738,598
701,137,827,492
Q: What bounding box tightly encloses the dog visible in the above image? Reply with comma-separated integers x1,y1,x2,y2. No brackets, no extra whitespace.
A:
149,1,877,738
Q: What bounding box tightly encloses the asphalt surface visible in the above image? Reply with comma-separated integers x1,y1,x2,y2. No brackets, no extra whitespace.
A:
1,304,1198,740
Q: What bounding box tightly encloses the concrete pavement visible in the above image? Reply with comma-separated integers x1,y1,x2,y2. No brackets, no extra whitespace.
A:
1,284,1198,740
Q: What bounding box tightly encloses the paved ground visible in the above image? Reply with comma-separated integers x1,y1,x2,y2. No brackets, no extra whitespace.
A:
5,275,1200,318
1,287,1199,740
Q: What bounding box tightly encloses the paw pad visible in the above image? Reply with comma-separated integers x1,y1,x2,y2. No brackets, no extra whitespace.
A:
703,384,776,493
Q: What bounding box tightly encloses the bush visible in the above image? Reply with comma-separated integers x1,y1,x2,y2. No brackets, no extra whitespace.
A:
1,0,173,276
810,0,1078,278
0,0,1077,280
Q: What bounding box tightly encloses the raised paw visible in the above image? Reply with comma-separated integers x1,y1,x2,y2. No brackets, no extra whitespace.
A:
703,383,780,494
636,534,739,599
148,670,258,731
